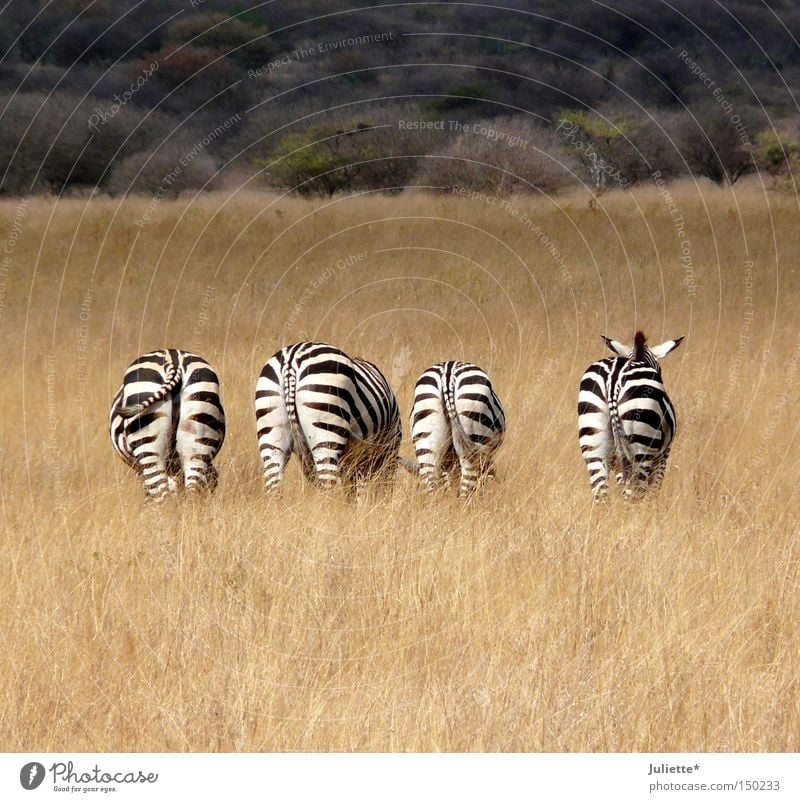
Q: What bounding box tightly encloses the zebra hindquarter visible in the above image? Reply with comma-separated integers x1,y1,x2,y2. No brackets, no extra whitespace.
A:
126,400,178,503
632,422,674,499
177,377,225,495
618,399,670,500
452,433,501,497
453,402,505,497
649,399,676,495
578,380,615,501
412,405,454,493
176,416,221,493
648,447,671,493
294,391,354,489
578,422,615,501
255,389,294,493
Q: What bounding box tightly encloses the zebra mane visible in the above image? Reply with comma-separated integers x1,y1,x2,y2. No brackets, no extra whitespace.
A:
633,331,647,362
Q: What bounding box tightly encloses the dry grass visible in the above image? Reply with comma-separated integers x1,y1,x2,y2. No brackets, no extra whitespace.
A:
1,179,798,752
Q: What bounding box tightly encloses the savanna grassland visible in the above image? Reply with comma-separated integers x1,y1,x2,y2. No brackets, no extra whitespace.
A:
1,181,798,752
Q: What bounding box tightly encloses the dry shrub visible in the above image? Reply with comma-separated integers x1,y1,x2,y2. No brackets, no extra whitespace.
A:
0,91,193,196
107,141,222,196
416,117,580,195
260,119,443,195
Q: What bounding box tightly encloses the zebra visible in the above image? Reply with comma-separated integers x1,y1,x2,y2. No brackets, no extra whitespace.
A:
577,331,683,501
255,342,402,493
402,360,506,496
109,349,226,502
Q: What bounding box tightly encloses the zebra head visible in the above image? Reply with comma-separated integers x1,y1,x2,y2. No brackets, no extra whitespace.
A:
602,331,684,369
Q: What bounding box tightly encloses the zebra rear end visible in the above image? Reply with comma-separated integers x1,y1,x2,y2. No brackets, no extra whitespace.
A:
255,342,402,493
578,332,682,501
109,349,226,502
409,361,506,496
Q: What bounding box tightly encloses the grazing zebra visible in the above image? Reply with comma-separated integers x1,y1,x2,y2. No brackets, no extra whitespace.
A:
109,349,226,502
403,360,506,496
255,342,402,492
578,331,683,501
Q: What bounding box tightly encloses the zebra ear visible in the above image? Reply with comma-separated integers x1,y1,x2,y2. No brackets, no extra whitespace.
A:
601,335,629,357
650,336,684,360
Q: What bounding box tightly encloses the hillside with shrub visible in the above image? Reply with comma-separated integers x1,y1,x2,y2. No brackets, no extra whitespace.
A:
1,0,799,196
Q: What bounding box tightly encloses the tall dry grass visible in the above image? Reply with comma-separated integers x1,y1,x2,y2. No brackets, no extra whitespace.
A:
0,179,798,751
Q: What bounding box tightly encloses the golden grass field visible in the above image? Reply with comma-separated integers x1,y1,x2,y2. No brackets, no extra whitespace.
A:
1,179,798,752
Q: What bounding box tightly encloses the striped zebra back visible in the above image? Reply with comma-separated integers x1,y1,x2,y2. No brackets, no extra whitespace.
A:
255,341,402,492
578,332,682,501
408,360,506,496
109,349,226,501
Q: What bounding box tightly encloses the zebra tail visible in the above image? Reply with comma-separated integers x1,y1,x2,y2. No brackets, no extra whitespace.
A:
281,354,313,470
609,398,634,468
443,368,470,452
282,357,299,439
118,358,182,418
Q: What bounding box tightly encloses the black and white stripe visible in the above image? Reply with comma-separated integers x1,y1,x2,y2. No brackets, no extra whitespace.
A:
109,349,226,502
404,360,506,496
578,331,683,501
255,342,402,492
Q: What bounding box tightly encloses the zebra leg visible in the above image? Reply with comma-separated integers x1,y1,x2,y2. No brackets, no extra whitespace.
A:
455,444,498,498
457,455,481,497
582,455,610,501
142,462,172,503
309,442,344,488
128,410,174,503
622,456,651,501
413,435,450,493
260,434,292,493
257,424,293,494
178,365,225,495
449,426,481,497
648,449,670,495
300,416,345,489
291,389,348,489
177,420,216,494
614,453,633,494
578,422,613,502
439,446,461,491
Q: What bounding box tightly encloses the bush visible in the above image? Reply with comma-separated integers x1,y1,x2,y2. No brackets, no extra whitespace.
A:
107,141,222,197
753,126,800,178
164,11,276,70
259,126,356,196
676,103,761,184
48,18,141,66
623,111,689,182
258,120,439,196
555,108,690,187
428,82,489,114
0,91,196,195
416,118,580,195
138,46,235,93
554,110,639,192
0,91,108,195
